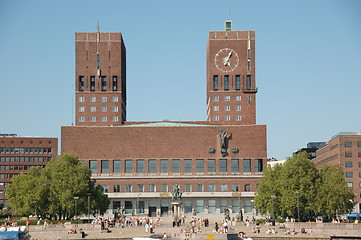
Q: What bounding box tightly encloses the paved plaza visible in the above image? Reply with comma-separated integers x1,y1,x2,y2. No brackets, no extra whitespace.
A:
26,217,361,240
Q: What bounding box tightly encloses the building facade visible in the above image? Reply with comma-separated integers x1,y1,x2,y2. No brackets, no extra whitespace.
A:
0,134,58,204
62,22,267,218
313,131,361,214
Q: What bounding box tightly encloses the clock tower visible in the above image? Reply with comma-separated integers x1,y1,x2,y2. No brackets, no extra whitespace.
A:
206,21,257,125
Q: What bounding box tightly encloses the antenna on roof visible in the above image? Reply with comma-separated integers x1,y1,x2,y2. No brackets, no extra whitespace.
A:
224,20,232,31
97,21,100,33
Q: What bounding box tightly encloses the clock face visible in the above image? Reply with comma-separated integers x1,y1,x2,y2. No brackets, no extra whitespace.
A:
214,48,239,72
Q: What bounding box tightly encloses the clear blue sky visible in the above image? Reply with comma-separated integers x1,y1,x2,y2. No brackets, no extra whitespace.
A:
1,0,360,160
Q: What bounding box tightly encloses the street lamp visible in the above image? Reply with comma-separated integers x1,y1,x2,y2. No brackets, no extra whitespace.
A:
271,195,276,226
250,200,255,219
87,192,92,223
296,191,300,222
74,196,79,221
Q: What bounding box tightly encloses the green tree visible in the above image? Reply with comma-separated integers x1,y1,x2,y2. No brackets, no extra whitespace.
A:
6,153,109,219
255,151,353,220
315,164,354,218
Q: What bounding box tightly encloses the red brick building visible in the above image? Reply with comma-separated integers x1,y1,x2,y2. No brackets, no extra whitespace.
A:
0,134,58,204
313,131,361,214
62,21,267,217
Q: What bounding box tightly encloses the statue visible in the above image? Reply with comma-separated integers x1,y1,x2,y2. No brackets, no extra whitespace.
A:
219,130,229,157
171,184,183,202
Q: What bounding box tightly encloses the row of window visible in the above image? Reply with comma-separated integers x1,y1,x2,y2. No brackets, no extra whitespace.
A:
345,172,361,178
347,182,361,188
101,183,257,193
214,105,242,111
344,142,361,148
112,199,254,214
213,75,252,91
79,96,119,103
79,76,118,92
213,115,242,121
79,106,119,112
0,148,52,154
213,95,241,101
345,161,361,168
79,116,119,122
0,156,51,162
0,165,42,171
90,159,263,174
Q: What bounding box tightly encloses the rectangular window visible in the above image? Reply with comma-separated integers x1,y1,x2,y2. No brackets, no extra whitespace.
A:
358,142,361,147
102,185,109,193
345,142,352,147
224,96,230,101
220,200,227,213
347,182,353,188
196,200,204,213
79,106,85,112
79,76,84,91
148,159,156,173
160,159,168,173
172,159,180,173
345,172,353,178
213,96,219,101
161,184,168,192
101,76,106,91
224,75,229,91
90,116,96,122
125,184,132,192
236,105,241,111
225,115,230,121
112,116,119,122
208,159,216,172
220,184,228,192
102,97,107,102
236,75,240,91
213,105,219,111
213,116,219,121
125,159,133,173
112,106,119,112
113,76,118,91
345,162,353,168
90,76,95,91
101,116,107,122
244,184,251,192
101,106,107,112
114,185,120,192
236,95,241,101
101,160,109,173
255,159,263,172
231,159,239,172
113,160,121,173
112,96,119,102
345,152,352,157
196,184,204,192
149,184,156,192
243,159,251,172
246,75,251,90
224,105,230,111
208,184,215,192
79,96,85,102
90,106,96,112
90,96,96,102
220,159,227,172
247,59,251,71
208,200,216,213
137,184,144,192
79,116,85,122
244,200,252,213
184,184,192,192
213,75,218,91
136,159,145,173
196,159,204,172
89,160,97,174
232,184,239,191
232,199,240,213
184,159,192,173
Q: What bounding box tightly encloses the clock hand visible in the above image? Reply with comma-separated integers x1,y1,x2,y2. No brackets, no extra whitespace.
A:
223,50,233,66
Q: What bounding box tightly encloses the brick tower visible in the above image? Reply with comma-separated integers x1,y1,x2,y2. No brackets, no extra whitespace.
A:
206,21,257,125
75,26,126,126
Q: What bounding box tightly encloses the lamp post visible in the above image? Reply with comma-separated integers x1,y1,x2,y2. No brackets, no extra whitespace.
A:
296,191,300,222
87,192,91,223
271,195,276,226
251,199,255,219
74,196,79,221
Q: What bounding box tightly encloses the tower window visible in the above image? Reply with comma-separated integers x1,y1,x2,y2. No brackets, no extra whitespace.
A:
90,76,95,91
236,75,240,91
101,76,107,91
224,96,230,101
79,76,84,91
113,76,118,91
248,49,251,59
213,116,219,121
246,75,252,90
224,106,230,111
214,106,219,111
247,59,251,71
224,75,229,91
213,75,218,91
225,115,230,121
213,96,219,101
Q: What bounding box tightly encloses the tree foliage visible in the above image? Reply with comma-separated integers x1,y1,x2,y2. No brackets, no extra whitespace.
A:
254,152,354,219
6,153,109,219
